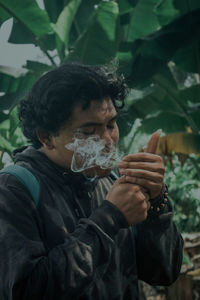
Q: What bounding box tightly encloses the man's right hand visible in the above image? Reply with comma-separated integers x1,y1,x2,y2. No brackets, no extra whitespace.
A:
106,176,150,226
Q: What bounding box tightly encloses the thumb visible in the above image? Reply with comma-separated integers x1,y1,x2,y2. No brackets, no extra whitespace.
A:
146,132,160,154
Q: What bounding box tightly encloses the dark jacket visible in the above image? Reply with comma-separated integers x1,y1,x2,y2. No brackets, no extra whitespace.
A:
0,147,183,300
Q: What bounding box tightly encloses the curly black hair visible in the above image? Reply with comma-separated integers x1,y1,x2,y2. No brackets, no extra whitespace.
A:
18,62,128,148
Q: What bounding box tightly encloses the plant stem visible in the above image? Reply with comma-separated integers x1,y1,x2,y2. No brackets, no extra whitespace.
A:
38,43,57,66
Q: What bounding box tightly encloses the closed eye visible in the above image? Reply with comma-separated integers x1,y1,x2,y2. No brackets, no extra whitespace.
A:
80,128,96,135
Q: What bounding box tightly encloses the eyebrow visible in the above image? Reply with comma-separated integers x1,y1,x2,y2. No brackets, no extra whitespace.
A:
79,115,118,128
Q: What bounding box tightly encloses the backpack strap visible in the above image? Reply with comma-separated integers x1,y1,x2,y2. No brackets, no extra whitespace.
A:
0,164,40,207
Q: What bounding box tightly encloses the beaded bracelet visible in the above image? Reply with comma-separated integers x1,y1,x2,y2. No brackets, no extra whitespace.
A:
148,185,169,214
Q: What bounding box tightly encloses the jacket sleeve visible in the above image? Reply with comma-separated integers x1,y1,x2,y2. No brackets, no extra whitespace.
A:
0,174,128,300
135,193,184,286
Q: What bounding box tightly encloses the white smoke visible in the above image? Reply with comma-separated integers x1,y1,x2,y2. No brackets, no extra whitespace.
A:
65,134,122,172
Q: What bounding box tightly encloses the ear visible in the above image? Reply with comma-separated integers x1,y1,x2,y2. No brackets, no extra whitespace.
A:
37,129,55,150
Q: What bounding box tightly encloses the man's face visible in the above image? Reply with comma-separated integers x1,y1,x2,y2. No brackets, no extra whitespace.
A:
47,97,119,177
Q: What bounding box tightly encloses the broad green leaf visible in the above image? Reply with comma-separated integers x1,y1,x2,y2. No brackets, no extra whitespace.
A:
0,135,14,152
173,41,200,73
0,91,27,110
40,32,57,51
174,0,200,16
117,41,133,64
123,0,159,42
8,19,34,44
0,71,37,94
189,111,200,132
68,1,119,64
154,0,179,26
9,107,19,137
120,70,200,138
152,74,200,133
24,61,52,73
43,0,66,23
0,6,10,25
118,0,136,14
0,66,27,78
117,110,139,137
180,84,200,105
9,20,56,50
0,0,52,39
0,112,7,124
69,0,101,46
140,112,188,134
52,0,81,46
0,119,9,131
117,49,133,77
97,2,119,41
55,34,66,61
137,10,200,60
154,64,178,88
128,53,164,88
0,70,38,110
127,87,178,119
129,9,200,87
10,127,28,148
0,73,20,94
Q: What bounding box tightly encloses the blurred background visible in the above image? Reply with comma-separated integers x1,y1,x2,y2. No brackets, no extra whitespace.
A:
0,0,200,298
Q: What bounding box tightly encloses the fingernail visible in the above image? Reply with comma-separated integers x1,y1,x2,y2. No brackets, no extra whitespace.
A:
156,129,164,136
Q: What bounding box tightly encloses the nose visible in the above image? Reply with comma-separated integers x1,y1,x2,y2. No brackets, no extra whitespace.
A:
101,128,113,147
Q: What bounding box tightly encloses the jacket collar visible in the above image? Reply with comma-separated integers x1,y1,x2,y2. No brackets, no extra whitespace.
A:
13,146,98,192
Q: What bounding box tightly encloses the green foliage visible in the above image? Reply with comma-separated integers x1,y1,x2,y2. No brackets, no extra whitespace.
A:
0,0,52,39
0,66,38,110
165,154,200,232
121,0,160,43
67,1,120,64
118,72,200,138
0,6,10,25
0,107,27,168
0,0,199,148
52,0,81,47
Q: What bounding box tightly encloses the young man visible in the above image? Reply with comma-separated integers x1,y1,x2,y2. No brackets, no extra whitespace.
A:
0,63,183,299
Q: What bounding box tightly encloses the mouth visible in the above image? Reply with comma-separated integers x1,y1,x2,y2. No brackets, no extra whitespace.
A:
65,134,120,173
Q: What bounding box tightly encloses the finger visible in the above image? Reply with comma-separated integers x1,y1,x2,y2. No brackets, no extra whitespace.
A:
118,161,165,174
146,132,160,154
120,168,163,183
115,175,132,185
123,176,162,195
122,152,160,163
